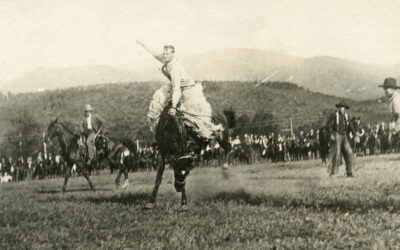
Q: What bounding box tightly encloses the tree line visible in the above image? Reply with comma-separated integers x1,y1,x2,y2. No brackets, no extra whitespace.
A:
0,81,388,158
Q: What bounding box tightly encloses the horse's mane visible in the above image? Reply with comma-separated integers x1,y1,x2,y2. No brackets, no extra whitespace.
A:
99,133,138,156
56,120,80,138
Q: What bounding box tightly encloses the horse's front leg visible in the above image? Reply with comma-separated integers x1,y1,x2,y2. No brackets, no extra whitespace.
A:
180,187,189,211
145,156,165,209
62,165,72,193
121,166,130,189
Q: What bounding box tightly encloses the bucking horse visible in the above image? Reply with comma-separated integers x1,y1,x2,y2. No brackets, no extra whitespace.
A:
145,105,232,211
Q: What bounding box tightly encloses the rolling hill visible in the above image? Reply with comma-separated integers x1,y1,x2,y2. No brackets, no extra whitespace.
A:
5,65,137,93
4,49,399,100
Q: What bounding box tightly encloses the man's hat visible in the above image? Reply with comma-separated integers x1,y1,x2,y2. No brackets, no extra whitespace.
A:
335,100,350,109
379,78,399,89
84,104,94,112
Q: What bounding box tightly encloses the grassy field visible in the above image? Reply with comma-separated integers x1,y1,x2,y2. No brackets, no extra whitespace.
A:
2,155,400,249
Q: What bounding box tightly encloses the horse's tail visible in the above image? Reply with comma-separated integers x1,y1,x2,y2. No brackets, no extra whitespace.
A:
121,138,138,155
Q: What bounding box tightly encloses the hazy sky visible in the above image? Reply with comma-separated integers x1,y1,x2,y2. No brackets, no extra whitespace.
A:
1,0,400,85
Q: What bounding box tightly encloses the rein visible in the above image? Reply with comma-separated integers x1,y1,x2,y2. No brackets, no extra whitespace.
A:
57,121,79,137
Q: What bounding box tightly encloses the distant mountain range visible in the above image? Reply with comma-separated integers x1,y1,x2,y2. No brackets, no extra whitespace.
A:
3,48,400,100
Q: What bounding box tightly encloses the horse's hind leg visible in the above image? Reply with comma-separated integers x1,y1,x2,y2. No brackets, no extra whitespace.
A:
121,169,129,189
115,168,122,189
145,156,165,209
62,165,72,192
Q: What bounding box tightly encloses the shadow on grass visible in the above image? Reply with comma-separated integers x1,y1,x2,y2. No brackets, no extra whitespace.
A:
250,176,322,181
85,192,150,205
202,188,400,214
36,188,111,194
275,163,317,171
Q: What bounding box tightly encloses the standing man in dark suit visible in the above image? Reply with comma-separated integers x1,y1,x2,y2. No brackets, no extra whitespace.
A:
326,100,354,177
81,104,103,165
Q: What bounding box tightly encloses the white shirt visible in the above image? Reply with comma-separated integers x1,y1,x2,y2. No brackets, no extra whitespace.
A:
55,155,61,164
388,91,400,132
390,91,400,117
232,138,241,146
164,59,195,107
87,114,93,129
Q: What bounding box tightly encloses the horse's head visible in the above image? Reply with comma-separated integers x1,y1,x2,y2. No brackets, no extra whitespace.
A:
45,118,62,143
173,156,194,192
350,116,362,132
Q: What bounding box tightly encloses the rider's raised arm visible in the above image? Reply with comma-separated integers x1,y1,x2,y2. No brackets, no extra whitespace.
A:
136,40,164,63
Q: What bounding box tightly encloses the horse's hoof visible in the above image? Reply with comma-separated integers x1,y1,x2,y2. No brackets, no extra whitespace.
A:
179,205,189,212
121,180,129,189
144,203,154,210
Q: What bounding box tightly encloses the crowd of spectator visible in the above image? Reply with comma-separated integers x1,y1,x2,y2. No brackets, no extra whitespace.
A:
1,121,399,184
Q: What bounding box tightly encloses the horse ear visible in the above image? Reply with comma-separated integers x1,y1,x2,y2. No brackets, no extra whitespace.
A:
49,117,57,124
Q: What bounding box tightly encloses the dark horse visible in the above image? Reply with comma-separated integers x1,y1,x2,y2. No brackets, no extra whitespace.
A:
145,105,232,210
95,134,138,189
319,126,330,166
45,118,95,192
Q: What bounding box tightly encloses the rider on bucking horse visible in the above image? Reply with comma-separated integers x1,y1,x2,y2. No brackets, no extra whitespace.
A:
137,41,224,146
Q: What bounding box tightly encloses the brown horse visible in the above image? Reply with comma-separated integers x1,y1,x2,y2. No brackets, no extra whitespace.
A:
145,104,232,210
45,118,95,192
318,126,330,166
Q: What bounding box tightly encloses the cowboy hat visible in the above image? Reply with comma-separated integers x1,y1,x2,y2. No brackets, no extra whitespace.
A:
84,104,94,112
379,78,400,89
335,100,350,109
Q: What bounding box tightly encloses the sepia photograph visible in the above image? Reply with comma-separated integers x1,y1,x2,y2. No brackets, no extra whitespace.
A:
1,0,400,249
